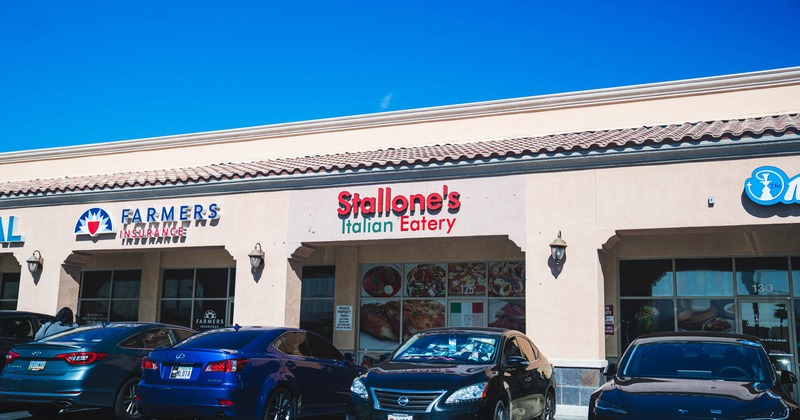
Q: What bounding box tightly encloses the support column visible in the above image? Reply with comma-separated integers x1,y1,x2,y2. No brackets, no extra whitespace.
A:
138,251,162,322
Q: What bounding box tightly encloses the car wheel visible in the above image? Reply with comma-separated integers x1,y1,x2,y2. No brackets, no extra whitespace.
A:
28,406,61,418
114,377,143,419
538,391,555,420
264,387,294,420
492,399,509,420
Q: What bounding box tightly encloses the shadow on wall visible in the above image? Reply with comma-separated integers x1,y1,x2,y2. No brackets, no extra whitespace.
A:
741,192,800,218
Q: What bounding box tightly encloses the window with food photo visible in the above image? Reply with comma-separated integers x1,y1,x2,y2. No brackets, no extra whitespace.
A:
357,260,526,366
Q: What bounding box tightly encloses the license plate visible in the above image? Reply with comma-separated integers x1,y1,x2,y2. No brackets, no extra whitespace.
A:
28,361,46,371
169,366,192,379
388,414,412,420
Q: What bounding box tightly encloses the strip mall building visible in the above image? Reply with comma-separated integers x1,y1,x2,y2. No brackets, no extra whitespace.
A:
1,68,799,415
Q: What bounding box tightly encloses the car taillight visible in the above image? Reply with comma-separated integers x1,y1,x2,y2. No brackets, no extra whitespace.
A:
55,352,107,365
204,358,248,373
141,357,159,370
5,351,19,364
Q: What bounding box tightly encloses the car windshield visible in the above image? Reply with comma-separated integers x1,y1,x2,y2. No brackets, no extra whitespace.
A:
620,340,773,382
175,330,262,350
43,326,127,343
392,333,499,365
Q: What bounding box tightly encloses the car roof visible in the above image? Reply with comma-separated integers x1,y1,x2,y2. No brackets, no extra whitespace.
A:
198,325,299,333
78,322,194,330
413,326,510,336
634,331,762,345
0,310,54,318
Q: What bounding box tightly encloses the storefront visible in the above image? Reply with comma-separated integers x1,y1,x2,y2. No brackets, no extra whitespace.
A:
0,67,798,415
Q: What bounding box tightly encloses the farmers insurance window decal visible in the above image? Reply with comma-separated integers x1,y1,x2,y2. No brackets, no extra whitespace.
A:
358,261,525,367
744,166,800,205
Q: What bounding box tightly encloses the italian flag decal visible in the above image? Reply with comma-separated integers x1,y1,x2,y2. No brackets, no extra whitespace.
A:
450,302,485,327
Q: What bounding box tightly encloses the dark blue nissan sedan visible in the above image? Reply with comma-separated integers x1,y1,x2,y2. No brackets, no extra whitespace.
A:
347,327,556,420
589,332,800,419
136,325,365,419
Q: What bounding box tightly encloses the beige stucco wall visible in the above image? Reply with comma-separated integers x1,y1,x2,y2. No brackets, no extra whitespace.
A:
0,150,798,364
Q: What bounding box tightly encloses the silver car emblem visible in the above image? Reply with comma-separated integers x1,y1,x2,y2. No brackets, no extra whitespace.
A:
397,396,409,406
677,409,688,415
175,353,186,361
32,351,42,357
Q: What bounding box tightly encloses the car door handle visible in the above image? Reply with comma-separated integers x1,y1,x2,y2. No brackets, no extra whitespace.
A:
285,361,296,369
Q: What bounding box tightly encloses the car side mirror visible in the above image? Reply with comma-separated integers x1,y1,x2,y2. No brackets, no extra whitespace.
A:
780,370,797,384
343,352,354,363
603,363,617,377
505,356,528,370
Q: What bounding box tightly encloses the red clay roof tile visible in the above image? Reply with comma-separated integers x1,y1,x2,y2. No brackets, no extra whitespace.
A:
0,114,797,197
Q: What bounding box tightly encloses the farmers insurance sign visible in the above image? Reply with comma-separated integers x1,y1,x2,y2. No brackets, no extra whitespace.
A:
289,177,525,243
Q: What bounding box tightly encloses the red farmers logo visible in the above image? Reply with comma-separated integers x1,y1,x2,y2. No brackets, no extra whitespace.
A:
74,208,115,237
337,185,460,235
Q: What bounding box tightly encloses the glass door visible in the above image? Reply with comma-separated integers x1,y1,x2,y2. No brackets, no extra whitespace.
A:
739,298,795,396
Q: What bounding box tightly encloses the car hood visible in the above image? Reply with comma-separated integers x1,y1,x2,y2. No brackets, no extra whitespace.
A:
363,361,493,389
597,376,794,418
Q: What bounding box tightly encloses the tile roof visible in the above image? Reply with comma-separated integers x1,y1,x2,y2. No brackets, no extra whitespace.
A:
1,114,798,198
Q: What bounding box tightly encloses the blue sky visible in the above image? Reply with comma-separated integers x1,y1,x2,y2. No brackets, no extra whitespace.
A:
1,1,799,154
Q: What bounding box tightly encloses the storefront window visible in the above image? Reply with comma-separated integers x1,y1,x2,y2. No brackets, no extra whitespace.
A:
619,260,673,297
620,299,675,348
79,270,141,325
676,258,733,296
736,257,789,296
677,299,734,333
620,257,799,353
0,272,20,310
357,260,525,366
300,266,335,342
159,268,235,330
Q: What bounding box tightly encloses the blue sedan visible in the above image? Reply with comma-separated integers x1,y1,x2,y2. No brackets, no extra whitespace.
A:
136,325,366,419
0,322,196,419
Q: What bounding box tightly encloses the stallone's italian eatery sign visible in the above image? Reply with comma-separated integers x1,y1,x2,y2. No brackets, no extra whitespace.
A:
337,185,460,235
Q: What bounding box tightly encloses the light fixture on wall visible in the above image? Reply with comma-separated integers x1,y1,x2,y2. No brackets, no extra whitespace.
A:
248,243,265,270
549,231,568,263
26,250,43,274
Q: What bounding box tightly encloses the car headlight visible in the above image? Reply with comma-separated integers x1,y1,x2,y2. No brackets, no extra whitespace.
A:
746,406,789,420
445,382,488,404
350,378,369,400
595,394,628,415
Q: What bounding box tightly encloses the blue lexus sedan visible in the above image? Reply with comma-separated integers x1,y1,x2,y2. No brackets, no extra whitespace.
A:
0,322,196,419
136,325,366,419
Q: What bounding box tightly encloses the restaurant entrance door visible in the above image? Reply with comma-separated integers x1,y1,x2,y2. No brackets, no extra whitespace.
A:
738,298,796,395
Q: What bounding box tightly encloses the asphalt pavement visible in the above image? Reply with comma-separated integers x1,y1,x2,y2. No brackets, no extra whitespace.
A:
0,406,586,419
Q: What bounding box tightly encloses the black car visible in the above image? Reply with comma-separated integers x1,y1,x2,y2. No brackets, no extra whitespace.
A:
589,331,800,419
0,310,55,370
348,327,556,420
0,322,196,419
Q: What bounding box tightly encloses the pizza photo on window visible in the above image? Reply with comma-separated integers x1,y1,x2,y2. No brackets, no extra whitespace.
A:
405,264,447,297
360,265,402,298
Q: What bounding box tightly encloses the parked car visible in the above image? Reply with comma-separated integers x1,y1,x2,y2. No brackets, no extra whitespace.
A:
589,331,800,419
136,325,366,419
0,310,55,370
0,322,196,419
347,327,556,420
